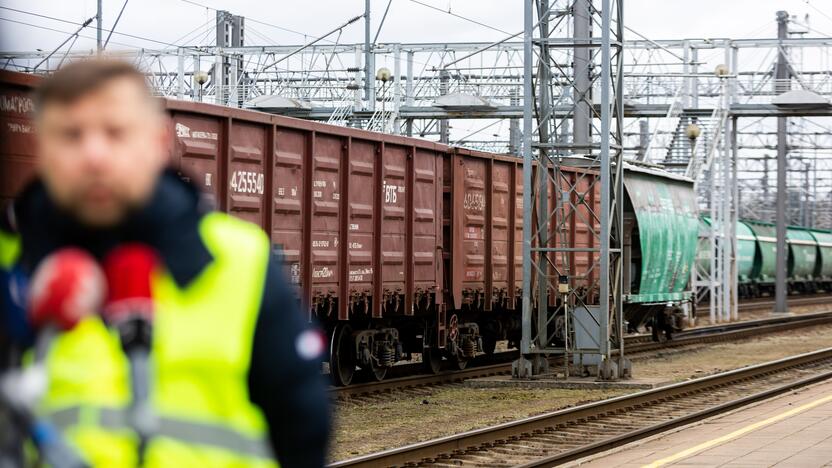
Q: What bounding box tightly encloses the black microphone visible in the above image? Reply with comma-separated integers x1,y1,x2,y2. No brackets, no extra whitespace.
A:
102,244,159,462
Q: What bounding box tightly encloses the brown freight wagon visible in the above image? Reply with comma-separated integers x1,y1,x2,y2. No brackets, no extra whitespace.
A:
0,69,606,385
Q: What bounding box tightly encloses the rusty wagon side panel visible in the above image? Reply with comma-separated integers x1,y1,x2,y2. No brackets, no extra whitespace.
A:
445,148,523,312
0,70,39,209
163,98,446,321
444,148,602,312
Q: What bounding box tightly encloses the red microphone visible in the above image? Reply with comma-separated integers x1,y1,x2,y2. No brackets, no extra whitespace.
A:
101,244,160,461
28,248,106,334
102,243,157,328
18,247,105,411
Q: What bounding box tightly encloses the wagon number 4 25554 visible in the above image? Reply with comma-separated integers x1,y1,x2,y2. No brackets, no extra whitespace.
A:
230,171,265,195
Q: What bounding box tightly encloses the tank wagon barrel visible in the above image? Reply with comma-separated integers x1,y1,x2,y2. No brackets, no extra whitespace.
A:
696,216,832,299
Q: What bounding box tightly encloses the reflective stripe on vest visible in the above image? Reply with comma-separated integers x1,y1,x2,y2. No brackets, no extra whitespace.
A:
46,406,272,459
39,212,278,468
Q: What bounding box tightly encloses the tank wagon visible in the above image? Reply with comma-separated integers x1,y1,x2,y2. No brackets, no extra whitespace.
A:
696,217,832,298
1,69,698,384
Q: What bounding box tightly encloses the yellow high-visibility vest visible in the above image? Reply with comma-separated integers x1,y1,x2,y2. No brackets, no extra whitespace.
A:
3,212,279,467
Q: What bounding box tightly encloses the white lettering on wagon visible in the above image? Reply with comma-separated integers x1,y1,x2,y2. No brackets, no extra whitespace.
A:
6,122,33,134
312,267,333,279
382,180,404,204
463,192,485,212
175,123,217,140
229,171,264,195
278,187,299,197
349,267,373,282
0,94,34,114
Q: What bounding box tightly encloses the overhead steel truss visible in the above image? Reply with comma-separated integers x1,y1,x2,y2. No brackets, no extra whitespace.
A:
2,6,831,328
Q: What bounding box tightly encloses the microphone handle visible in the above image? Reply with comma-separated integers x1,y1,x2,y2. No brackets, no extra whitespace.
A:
128,348,151,404
0,375,89,468
34,327,56,364
30,419,90,468
127,347,156,463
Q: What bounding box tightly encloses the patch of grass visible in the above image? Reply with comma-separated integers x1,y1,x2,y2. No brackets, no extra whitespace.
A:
330,386,627,461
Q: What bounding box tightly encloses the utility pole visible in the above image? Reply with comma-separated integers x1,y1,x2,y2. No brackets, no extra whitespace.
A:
637,120,649,160
774,10,789,314
508,88,520,155
97,0,103,53
438,69,450,144
573,0,592,151
364,0,375,111
215,10,245,107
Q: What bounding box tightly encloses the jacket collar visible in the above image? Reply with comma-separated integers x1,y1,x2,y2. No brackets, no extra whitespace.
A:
12,169,213,288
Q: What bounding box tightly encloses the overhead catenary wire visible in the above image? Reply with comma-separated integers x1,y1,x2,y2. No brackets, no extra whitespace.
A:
177,0,315,40
103,0,130,50
372,0,394,45
169,17,217,47
804,0,832,26
57,34,80,68
259,13,365,71
406,0,512,35
32,15,96,70
0,6,242,61
0,16,134,51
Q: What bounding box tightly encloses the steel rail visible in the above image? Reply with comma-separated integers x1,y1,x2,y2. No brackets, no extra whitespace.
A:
519,359,832,467
330,347,832,467
332,359,515,399
730,294,832,311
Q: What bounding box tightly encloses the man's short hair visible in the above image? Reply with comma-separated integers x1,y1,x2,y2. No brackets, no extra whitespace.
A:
34,59,152,112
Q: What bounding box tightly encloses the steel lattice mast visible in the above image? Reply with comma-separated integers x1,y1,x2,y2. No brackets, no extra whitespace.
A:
515,0,628,380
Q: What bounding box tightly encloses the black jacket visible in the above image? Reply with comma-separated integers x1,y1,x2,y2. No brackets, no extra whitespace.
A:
1,171,330,468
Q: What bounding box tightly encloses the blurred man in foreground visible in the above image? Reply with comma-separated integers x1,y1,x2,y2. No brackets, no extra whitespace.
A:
0,59,330,467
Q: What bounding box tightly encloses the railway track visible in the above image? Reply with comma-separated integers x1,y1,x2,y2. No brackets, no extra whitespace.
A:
330,346,832,467
730,293,831,311
331,309,832,400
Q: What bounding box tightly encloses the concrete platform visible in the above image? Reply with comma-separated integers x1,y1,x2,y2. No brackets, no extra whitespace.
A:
571,377,832,467
465,374,669,390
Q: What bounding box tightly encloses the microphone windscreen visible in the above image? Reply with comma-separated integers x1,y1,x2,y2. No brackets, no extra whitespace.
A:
28,248,106,331
102,244,158,323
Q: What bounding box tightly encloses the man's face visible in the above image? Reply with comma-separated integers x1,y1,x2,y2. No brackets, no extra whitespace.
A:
36,77,169,227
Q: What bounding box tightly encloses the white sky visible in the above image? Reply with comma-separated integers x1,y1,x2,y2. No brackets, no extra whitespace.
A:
0,0,830,53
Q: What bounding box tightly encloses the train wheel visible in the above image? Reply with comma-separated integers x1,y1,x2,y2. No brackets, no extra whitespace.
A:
423,346,442,374
330,324,356,386
361,362,388,382
650,315,666,343
453,356,469,370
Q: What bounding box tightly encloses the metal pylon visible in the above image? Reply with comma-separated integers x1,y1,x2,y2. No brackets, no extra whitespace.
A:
515,0,627,380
